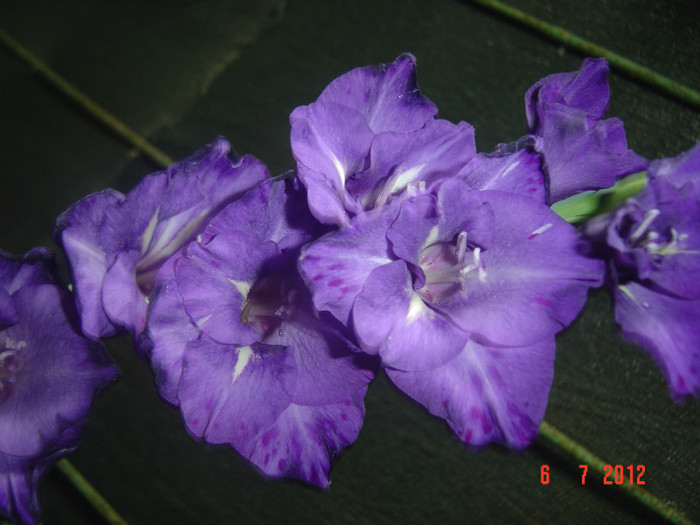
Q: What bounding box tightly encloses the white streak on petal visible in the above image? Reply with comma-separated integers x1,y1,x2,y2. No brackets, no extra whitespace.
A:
423,226,439,248
231,345,253,384
529,223,552,238
227,279,251,298
406,295,431,323
330,151,346,187
140,207,161,255
196,314,212,328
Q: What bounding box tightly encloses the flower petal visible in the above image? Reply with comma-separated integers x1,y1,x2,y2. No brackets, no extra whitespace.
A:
615,282,700,401
353,260,469,370
314,53,437,134
387,337,555,448
458,146,546,202
175,234,277,346
0,285,117,457
177,337,296,446
437,190,603,346
353,119,476,209
54,189,125,339
298,204,398,324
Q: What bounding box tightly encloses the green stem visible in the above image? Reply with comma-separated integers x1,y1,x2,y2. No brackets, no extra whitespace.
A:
56,459,129,525
465,0,700,110
551,171,647,223
0,27,172,169
538,421,696,525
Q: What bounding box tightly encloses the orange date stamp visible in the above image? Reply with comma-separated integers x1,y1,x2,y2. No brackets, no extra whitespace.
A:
540,464,646,485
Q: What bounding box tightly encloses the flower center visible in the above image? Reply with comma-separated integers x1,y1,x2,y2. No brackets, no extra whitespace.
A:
416,231,486,303
0,338,25,404
241,274,298,339
628,208,689,257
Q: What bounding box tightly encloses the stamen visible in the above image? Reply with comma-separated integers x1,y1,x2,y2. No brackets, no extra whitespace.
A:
629,209,660,243
455,231,468,263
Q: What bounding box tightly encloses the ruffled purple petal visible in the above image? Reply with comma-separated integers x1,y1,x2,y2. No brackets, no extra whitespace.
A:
526,57,611,127
175,234,277,346
291,102,373,225
178,337,296,446
387,337,554,448
314,53,437,134
101,249,148,334
145,256,199,404
458,147,546,202
54,189,125,339
0,285,117,457
649,142,700,197
525,58,648,203
56,139,267,338
351,119,476,209
298,204,398,324
0,249,57,330
262,311,373,406
241,397,366,488
242,312,372,487
615,282,700,401
353,260,469,371
201,178,323,249
0,454,38,525
437,190,603,346
290,54,438,225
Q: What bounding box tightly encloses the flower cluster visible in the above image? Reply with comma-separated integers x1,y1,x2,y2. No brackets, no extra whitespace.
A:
3,52,699,524
584,144,700,400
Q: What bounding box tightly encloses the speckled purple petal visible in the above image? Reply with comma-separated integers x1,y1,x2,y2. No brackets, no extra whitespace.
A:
298,203,398,324
353,260,469,370
387,337,555,448
178,337,296,446
615,282,700,401
241,396,366,488
54,189,125,339
436,190,603,346
262,311,374,406
0,285,117,457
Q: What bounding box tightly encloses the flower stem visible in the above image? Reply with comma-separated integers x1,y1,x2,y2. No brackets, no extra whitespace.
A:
55,459,129,525
0,26,173,169
538,420,696,525
551,171,647,223
465,0,700,110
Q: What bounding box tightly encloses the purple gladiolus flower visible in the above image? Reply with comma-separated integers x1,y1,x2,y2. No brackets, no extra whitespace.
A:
0,249,118,525
584,143,700,401
146,177,374,487
54,138,268,343
290,54,476,226
524,58,648,204
299,177,603,447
